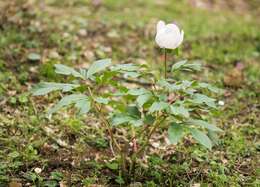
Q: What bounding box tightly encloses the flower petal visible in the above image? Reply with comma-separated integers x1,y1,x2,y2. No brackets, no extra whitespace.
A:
177,30,184,46
165,24,180,35
155,21,184,49
157,20,165,32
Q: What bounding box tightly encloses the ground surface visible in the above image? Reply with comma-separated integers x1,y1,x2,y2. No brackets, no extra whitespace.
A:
0,0,259,186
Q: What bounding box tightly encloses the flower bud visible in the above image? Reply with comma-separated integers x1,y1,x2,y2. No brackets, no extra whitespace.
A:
155,20,184,49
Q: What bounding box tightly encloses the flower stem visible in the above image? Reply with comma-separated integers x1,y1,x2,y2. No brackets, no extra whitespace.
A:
164,48,167,79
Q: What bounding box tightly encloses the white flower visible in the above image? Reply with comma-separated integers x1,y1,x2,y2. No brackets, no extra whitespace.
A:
218,100,225,106
34,167,42,174
155,20,184,49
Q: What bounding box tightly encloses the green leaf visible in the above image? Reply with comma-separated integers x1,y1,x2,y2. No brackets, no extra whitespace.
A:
111,108,143,126
106,162,118,170
184,62,201,71
8,151,20,158
50,171,63,181
181,80,193,89
75,98,91,114
111,63,139,72
171,60,187,71
126,106,141,118
32,82,80,96
208,130,220,145
136,93,152,107
144,114,155,125
168,123,185,144
189,128,212,149
28,53,41,61
122,71,140,78
18,94,29,103
130,119,143,127
157,79,174,90
79,69,88,78
171,60,201,72
48,94,90,115
192,93,216,108
94,97,109,104
111,114,135,126
128,88,148,96
96,71,118,84
158,79,193,91
115,176,125,185
54,64,84,78
127,88,152,107
87,59,112,78
111,63,141,78
198,83,223,93
149,101,169,113
188,119,222,132
170,105,190,118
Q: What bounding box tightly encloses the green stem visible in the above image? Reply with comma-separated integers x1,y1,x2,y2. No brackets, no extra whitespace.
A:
164,48,167,79
129,126,137,180
136,116,166,157
87,87,121,152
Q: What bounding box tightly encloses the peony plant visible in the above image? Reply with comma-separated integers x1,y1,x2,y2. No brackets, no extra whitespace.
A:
155,20,184,50
32,20,222,181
